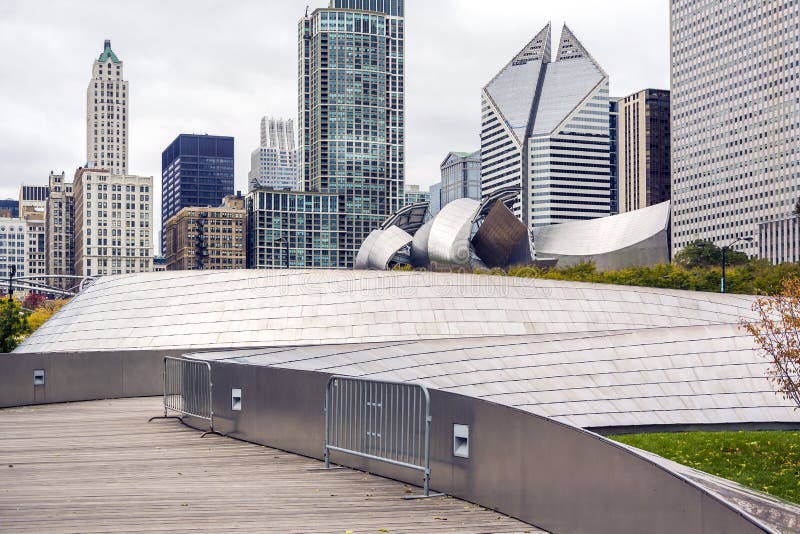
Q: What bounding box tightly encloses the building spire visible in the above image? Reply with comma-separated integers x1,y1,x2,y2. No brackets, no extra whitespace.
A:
512,22,552,66
98,39,120,63
555,24,606,76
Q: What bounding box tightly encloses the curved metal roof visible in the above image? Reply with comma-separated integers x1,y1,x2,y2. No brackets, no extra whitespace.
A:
16,269,755,354
534,201,670,256
533,201,670,270
15,268,800,431
192,322,800,430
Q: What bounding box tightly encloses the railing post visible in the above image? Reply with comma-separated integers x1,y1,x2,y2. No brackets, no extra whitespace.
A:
423,392,432,497
162,357,167,418
324,377,331,469
207,362,214,433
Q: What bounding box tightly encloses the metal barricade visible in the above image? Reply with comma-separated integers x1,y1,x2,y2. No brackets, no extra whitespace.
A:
148,356,219,437
324,376,437,497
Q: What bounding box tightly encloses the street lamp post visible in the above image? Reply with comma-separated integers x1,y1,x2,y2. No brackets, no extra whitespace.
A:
721,236,753,293
7,265,15,302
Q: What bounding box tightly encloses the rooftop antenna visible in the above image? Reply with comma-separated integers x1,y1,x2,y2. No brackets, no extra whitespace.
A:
305,5,309,16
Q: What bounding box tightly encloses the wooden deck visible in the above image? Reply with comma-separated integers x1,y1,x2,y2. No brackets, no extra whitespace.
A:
0,397,540,533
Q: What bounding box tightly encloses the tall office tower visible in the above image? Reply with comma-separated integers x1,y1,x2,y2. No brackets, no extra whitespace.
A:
481,24,611,231
165,194,247,271
161,134,234,254
19,185,48,281
86,40,128,175
299,0,405,268
671,0,800,261
440,150,482,208
609,100,619,215
617,89,671,214
73,169,153,277
46,172,75,288
248,117,298,191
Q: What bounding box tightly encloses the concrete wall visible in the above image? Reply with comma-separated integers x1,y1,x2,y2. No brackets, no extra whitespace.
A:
203,360,769,534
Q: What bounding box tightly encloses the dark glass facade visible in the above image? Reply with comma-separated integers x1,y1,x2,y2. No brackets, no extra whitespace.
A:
161,134,234,254
0,199,19,217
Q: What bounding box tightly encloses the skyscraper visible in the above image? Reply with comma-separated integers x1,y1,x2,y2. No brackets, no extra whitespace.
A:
248,117,298,191
617,89,671,214
481,24,611,232
670,0,800,261
298,0,405,268
161,134,234,254
86,40,128,174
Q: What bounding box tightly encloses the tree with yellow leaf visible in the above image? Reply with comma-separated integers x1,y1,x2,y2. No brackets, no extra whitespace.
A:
24,299,70,338
742,276,800,409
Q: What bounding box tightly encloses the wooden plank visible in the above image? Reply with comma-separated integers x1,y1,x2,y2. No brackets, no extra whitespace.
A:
0,397,543,533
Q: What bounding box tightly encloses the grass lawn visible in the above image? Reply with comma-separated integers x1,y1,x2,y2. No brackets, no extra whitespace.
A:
609,430,800,505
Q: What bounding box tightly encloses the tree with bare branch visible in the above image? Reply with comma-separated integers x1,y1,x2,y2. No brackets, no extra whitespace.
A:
742,276,800,409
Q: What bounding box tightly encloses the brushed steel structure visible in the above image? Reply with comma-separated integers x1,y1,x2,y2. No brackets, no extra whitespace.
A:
366,225,414,270
533,200,671,270
426,198,480,267
14,269,758,354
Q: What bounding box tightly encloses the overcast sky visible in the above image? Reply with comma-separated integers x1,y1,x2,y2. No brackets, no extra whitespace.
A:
0,0,669,239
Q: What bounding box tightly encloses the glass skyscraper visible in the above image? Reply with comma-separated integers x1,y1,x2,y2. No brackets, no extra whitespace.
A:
298,0,405,268
670,0,800,261
161,134,234,254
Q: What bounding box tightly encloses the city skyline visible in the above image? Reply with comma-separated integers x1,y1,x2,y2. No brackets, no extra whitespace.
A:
0,0,670,245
